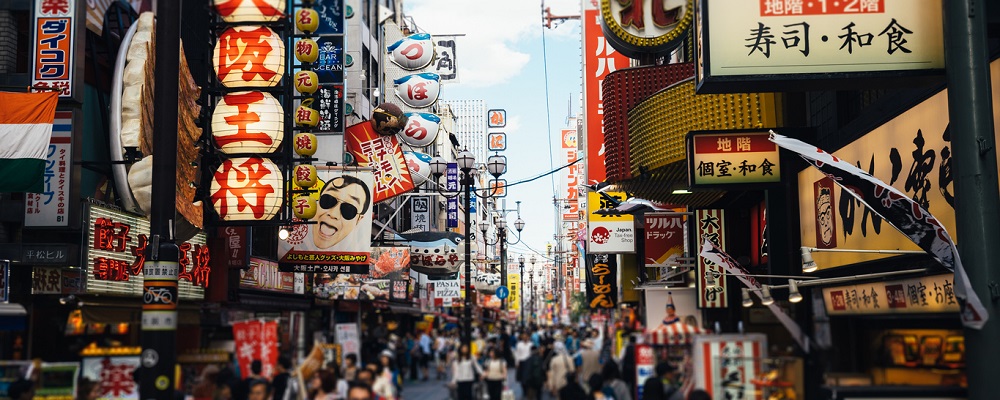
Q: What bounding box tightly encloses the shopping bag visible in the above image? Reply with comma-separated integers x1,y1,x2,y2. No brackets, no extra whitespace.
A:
501,388,516,400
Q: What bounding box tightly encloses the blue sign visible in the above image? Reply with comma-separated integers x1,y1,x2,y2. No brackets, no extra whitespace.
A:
496,285,509,300
447,197,458,228
446,163,458,192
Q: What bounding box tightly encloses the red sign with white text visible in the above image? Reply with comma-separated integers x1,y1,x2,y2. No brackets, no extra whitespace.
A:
232,320,279,379
759,0,884,16
584,9,630,183
345,121,415,203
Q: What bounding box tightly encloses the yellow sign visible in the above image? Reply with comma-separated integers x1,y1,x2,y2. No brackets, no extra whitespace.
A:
155,375,169,391
798,60,1000,270
689,131,780,186
508,273,520,311
587,191,635,254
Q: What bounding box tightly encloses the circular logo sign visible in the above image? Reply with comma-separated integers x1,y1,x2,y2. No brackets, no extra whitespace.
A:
496,286,509,300
591,226,611,244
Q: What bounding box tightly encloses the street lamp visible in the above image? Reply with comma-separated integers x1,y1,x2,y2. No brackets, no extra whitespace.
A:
529,254,537,325
518,254,526,328
430,149,506,347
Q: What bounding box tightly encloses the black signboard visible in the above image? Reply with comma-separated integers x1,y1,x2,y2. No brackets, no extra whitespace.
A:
316,84,345,133
585,254,618,309
279,264,370,274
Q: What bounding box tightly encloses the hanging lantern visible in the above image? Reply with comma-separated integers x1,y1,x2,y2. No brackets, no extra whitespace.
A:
399,113,441,147
393,73,441,108
295,38,320,63
210,157,283,221
294,70,319,94
212,0,284,22
295,99,320,127
211,91,284,154
294,164,318,189
214,26,284,87
404,151,432,186
294,132,318,156
295,8,320,33
292,195,317,220
387,33,435,70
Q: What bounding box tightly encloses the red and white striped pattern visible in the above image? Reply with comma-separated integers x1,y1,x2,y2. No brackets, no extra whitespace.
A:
701,339,763,400
646,323,709,346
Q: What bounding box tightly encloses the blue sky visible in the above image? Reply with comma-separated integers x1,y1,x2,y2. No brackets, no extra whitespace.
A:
405,0,583,261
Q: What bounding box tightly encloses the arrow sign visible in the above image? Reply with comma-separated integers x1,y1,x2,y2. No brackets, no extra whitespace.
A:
496,285,509,300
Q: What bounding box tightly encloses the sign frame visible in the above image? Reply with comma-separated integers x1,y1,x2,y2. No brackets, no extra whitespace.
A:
694,0,946,94
487,109,506,128
488,132,507,151
686,129,784,190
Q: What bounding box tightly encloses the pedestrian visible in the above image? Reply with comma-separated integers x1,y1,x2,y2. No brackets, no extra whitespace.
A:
546,342,576,398
435,331,450,380
343,354,359,382
346,382,375,400
687,389,711,400
514,332,533,385
419,329,433,381
557,372,591,400
248,379,272,400
404,333,417,381
482,348,507,400
619,335,637,391
355,369,375,388
450,344,484,400
375,351,400,400
77,378,101,400
600,361,632,400
588,374,615,400
640,362,682,400
272,356,292,400
577,340,602,391
311,369,348,400
236,360,266,400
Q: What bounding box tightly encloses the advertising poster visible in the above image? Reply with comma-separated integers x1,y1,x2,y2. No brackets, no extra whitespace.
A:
635,344,656,400
369,247,412,302
81,356,141,400
25,110,73,226
335,323,360,367
644,213,686,270
313,247,409,301
344,121,415,203
585,254,618,309
278,168,374,274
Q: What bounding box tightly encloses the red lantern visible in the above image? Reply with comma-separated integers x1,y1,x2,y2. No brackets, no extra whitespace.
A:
210,157,283,221
214,26,285,88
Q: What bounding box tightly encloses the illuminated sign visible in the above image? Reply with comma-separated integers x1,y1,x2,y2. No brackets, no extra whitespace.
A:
240,258,302,294
212,0,284,22
823,274,960,316
210,157,284,221
84,204,207,299
600,0,692,58
214,25,285,88
695,0,944,92
211,91,285,154
687,130,781,187
32,0,77,97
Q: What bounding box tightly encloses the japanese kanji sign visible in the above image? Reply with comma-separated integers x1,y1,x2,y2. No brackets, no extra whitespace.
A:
25,111,73,227
695,0,944,92
823,274,960,315
344,121,415,203
584,6,631,183
84,204,208,300
32,0,79,98
432,35,458,81
560,129,580,221
410,196,430,232
585,254,618,309
645,213,686,270
81,356,141,400
688,130,781,187
232,320,279,379
696,209,727,308
587,191,634,254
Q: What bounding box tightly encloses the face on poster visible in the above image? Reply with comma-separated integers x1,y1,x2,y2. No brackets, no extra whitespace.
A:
279,169,374,262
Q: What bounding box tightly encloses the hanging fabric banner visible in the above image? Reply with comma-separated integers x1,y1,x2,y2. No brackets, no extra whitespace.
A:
769,131,987,330
585,254,618,309
700,238,810,353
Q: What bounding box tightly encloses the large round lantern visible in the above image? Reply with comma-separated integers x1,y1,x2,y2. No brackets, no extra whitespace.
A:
213,0,284,22
211,91,284,154
295,99,320,127
295,38,320,63
394,73,441,108
294,132,318,156
387,33,435,70
214,26,284,88
292,195,317,220
399,113,441,147
404,151,432,186
294,70,319,94
210,157,283,221
295,8,320,33
294,164,318,189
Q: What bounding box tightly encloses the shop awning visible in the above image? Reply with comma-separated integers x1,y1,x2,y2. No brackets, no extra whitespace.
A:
646,322,709,346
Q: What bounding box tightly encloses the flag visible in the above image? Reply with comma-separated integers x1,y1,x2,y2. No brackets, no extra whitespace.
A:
769,131,988,330
699,238,811,353
0,91,59,193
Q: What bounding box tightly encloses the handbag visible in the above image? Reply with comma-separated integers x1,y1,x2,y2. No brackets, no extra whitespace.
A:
501,388,516,400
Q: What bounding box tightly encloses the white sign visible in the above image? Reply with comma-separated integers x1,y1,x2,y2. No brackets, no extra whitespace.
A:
335,323,360,367
81,356,141,400
432,36,458,82
588,221,635,253
25,111,73,226
387,33,435,70
823,273,961,316
393,73,441,108
434,280,461,307
693,334,766,400
410,196,431,232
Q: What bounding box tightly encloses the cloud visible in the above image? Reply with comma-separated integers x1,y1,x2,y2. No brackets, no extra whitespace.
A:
405,0,580,88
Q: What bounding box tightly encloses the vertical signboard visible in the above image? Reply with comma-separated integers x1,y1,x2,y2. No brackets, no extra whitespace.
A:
644,213,686,274
585,254,618,309
446,163,458,228
696,209,727,308
25,111,73,226
432,35,458,82
32,0,78,98
693,334,766,400
410,196,430,231
635,344,655,400
560,129,580,221
0,260,8,303
583,6,631,183
335,323,360,367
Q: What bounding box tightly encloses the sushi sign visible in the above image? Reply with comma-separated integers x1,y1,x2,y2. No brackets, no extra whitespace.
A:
823,273,960,316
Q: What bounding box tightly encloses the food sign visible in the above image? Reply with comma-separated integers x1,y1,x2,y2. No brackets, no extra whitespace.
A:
209,157,284,221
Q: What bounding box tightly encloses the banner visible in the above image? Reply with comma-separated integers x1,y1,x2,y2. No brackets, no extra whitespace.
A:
278,167,373,273
700,238,810,353
696,209,727,308
583,7,630,183
335,323,360,367
585,254,618,309
344,121,414,203
232,320,280,378
508,272,520,311
771,131,987,330
432,35,458,81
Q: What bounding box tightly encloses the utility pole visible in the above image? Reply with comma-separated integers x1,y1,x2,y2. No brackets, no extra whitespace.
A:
140,0,180,398
944,1,1000,399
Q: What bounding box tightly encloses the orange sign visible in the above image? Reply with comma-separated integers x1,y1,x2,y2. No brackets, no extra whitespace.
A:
345,121,415,203
489,179,507,198
584,8,631,182
487,109,506,128
488,132,506,151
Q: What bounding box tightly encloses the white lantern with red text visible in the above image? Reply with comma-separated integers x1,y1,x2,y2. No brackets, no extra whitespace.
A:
210,157,283,221
211,91,284,154
399,113,440,147
387,33,435,70
404,151,432,186
393,73,440,109
214,26,285,88
213,0,285,22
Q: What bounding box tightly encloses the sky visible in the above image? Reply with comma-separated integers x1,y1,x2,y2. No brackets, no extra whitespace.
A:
404,0,583,263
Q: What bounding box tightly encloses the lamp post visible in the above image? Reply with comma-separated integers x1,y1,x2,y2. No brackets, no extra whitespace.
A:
529,255,537,325
518,254,525,328
431,150,507,347
481,205,525,312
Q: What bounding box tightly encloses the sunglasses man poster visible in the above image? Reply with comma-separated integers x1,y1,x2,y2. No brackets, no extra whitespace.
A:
278,167,374,274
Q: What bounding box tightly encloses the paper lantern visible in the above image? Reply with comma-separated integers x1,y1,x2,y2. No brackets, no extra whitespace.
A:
404,151,432,186
215,26,284,87
387,33,435,70
295,99,320,127
399,113,440,147
292,195,317,219
211,91,284,154
294,164,318,188
294,70,319,94
294,132,318,156
295,38,319,63
394,73,441,108
210,157,283,221
213,0,284,22
295,8,320,33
